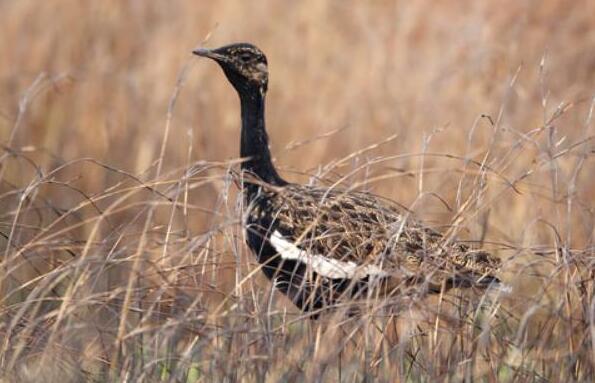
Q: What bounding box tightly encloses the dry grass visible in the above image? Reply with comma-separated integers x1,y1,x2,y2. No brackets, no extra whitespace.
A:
0,1,593,381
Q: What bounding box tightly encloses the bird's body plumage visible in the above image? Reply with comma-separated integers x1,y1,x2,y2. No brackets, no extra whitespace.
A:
194,42,503,315
244,183,501,312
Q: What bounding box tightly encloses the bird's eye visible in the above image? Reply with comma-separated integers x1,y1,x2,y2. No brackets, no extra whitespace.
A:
239,53,252,62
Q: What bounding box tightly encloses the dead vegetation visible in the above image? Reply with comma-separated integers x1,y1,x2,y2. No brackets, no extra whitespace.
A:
0,1,593,381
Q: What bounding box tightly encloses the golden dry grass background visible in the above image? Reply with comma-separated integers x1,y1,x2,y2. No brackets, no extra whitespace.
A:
0,1,594,381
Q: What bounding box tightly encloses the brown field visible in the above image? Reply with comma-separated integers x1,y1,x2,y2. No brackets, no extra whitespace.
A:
0,1,593,382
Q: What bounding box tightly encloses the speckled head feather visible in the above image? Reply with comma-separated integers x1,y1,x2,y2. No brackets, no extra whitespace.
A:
194,43,268,93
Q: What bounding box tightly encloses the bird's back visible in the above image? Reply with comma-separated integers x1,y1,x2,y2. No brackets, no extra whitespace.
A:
244,183,502,313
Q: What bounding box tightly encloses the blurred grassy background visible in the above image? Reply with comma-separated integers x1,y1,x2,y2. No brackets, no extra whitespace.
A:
0,0,593,381
1,0,593,239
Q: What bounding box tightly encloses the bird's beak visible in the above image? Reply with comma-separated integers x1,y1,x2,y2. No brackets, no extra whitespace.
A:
192,47,225,62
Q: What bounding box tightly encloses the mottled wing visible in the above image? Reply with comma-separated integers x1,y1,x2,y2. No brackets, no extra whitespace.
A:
264,184,501,288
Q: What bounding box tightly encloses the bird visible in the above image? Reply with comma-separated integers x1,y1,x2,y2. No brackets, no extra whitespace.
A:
193,43,505,317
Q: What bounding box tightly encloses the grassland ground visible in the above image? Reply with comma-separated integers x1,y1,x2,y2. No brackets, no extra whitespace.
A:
0,1,593,381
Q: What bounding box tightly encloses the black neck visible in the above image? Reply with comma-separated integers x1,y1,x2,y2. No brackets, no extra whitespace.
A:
239,87,286,186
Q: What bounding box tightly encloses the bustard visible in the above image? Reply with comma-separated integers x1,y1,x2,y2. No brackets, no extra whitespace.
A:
193,43,504,316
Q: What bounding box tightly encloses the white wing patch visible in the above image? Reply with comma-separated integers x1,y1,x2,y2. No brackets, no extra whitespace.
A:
270,231,388,279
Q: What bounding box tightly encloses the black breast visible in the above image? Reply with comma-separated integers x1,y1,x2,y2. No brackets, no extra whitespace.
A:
243,187,374,315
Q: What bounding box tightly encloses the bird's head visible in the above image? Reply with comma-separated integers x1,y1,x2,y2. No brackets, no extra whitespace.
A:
193,43,268,95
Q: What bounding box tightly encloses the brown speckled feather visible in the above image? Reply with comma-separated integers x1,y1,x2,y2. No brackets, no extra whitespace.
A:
249,183,501,290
